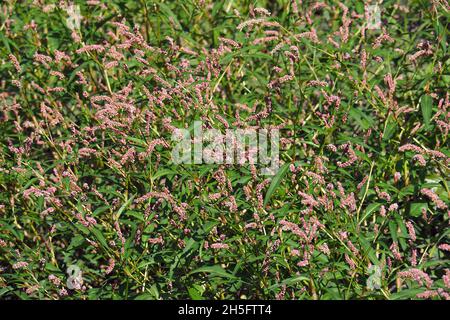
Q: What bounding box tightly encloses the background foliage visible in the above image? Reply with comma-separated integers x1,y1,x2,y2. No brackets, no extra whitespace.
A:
0,0,449,299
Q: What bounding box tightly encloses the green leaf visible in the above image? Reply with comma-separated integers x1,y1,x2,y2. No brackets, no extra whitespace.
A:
409,202,428,217
264,163,289,206
382,117,397,141
188,265,238,280
0,287,13,296
389,220,398,244
188,284,204,300
359,237,380,265
349,107,375,130
114,195,135,220
68,235,86,250
420,95,433,127
159,3,182,30
268,275,309,289
359,203,382,224
90,226,109,249
390,288,424,300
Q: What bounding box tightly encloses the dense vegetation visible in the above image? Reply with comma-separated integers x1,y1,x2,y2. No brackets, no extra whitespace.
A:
0,0,449,299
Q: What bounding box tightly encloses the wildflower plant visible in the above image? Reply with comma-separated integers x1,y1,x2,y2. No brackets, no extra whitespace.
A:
0,0,449,300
